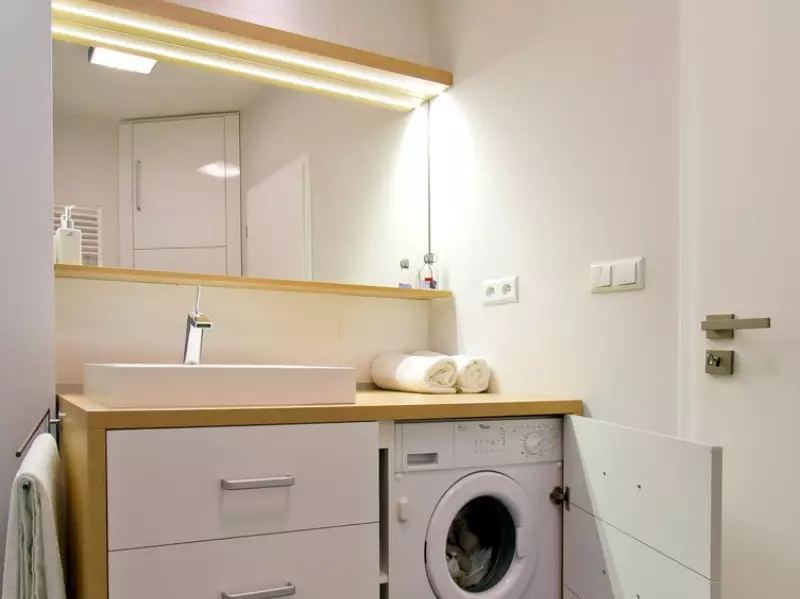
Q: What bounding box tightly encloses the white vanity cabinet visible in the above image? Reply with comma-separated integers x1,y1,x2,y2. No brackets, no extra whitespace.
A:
59,394,720,599
118,114,242,275
104,422,379,599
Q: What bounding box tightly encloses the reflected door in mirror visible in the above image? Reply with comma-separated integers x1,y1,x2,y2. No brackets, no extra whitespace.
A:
246,155,311,281
122,115,242,275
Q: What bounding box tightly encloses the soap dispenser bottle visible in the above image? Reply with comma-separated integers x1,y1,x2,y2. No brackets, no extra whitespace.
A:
54,205,83,265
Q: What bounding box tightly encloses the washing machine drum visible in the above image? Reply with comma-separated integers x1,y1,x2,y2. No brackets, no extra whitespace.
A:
425,471,537,599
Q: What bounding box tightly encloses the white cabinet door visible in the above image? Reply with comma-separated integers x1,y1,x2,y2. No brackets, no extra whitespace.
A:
132,116,227,250
564,415,722,599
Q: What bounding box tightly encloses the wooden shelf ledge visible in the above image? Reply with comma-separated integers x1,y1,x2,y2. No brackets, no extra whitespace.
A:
55,265,453,300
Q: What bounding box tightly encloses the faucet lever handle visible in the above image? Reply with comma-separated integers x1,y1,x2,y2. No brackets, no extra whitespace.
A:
184,287,212,365
194,286,202,316
188,313,213,329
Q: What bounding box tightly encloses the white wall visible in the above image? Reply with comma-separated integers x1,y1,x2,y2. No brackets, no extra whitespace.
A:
53,114,120,266
430,2,799,596
0,0,54,581
680,1,800,596
428,0,680,434
240,87,428,286
168,0,431,63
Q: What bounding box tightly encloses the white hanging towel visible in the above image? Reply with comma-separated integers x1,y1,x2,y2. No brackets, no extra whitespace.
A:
371,352,458,394
2,434,66,599
414,351,492,393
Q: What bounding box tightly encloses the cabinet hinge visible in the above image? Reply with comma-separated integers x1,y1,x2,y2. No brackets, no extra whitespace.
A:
550,485,570,510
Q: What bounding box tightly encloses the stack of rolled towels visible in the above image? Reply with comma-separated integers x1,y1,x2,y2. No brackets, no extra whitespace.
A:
371,351,492,394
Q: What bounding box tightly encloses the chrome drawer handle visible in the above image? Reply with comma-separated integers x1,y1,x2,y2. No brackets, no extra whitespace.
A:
222,583,295,599
220,475,295,491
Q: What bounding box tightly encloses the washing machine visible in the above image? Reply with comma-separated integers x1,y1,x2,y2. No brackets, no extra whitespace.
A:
388,418,563,599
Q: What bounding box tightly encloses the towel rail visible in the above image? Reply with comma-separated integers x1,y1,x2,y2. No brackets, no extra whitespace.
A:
15,402,62,458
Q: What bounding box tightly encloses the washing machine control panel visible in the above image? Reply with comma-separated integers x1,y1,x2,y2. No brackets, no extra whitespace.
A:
453,418,562,466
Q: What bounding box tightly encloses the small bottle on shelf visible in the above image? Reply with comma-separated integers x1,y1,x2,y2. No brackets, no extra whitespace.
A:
398,259,412,288
418,253,439,290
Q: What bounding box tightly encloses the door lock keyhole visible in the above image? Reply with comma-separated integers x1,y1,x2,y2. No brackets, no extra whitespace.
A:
705,350,734,375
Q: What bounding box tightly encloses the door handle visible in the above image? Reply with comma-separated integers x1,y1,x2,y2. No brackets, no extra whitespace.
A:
135,159,142,212
222,583,295,599
220,475,295,491
701,314,771,339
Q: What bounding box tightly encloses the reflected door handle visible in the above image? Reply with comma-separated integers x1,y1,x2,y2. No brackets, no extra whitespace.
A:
701,314,771,339
135,159,142,211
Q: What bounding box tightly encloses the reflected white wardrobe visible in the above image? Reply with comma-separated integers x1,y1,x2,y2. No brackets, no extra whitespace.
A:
119,113,241,275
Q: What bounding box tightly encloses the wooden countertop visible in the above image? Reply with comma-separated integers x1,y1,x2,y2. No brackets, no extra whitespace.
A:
58,391,583,430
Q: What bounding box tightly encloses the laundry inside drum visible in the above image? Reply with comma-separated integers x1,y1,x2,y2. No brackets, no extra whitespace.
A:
444,496,516,592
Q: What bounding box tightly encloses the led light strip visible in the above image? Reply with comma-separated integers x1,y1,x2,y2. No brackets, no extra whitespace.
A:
52,22,422,111
51,1,448,99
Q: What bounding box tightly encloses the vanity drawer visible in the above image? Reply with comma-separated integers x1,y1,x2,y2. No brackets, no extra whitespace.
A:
107,422,378,550
108,522,378,599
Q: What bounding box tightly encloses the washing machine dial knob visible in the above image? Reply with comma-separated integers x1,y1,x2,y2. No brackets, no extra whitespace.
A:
524,433,544,455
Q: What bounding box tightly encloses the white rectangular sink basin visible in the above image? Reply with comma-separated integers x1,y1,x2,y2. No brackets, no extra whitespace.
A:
83,364,355,408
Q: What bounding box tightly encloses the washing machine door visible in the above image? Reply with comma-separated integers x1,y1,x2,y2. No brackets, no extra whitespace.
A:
425,471,536,599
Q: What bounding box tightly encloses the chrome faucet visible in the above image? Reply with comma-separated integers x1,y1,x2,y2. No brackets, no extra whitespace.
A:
183,286,212,365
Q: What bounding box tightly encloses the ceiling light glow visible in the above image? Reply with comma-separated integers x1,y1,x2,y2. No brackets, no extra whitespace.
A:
52,22,422,110
51,1,447,98
88,46,156,74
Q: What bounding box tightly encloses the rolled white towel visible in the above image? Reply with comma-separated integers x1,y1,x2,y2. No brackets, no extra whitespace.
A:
414,351,491,393
371,352,457,394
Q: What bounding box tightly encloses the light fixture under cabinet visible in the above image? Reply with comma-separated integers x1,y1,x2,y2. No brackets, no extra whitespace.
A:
88,46,156,74
53,22,420,110
51,0,452,111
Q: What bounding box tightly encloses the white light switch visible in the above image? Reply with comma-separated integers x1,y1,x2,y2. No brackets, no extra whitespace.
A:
612,262,637,286
591,257,644,293
591,265,612,289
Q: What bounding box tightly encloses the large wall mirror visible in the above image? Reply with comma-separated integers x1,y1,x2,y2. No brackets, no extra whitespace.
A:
53,31,431,288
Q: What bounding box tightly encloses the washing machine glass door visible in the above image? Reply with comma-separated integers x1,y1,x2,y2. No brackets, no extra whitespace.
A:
425,471,536,599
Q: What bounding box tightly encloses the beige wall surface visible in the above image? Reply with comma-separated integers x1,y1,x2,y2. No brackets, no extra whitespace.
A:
56,278,432,385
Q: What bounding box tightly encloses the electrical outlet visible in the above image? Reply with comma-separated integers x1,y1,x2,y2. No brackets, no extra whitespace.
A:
482,276,519,306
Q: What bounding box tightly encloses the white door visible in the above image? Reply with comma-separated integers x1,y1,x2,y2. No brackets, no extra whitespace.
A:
680,3,799,598
563,415,722,599
245,155,310,280
132,117,227,250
